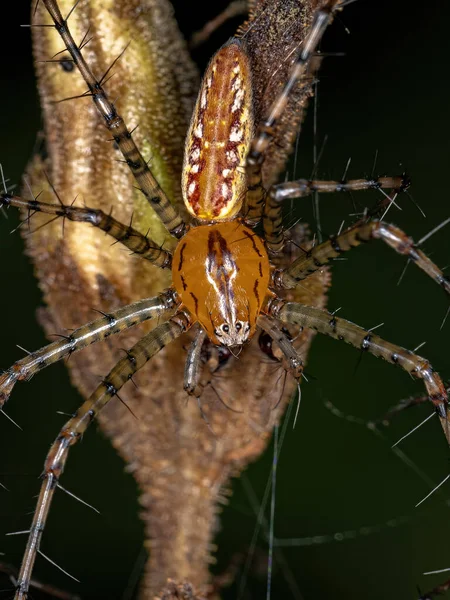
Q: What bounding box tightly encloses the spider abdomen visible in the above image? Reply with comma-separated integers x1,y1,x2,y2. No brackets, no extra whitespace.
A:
172,221,269,346
182,42,253,221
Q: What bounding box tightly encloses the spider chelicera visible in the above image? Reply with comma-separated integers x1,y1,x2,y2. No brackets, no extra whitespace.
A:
0,0,449,598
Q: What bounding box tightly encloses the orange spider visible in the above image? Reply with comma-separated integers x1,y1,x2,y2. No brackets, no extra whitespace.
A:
0,0,449,598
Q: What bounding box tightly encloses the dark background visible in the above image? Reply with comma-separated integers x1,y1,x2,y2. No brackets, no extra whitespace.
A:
0,1,449,599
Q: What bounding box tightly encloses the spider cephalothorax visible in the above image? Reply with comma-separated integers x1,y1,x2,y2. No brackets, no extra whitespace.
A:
172,221,270,346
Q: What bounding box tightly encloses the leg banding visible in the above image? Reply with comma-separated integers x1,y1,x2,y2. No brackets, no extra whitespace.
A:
13,311,191,600
41,0,186,238
269,299,449,438
274,220,450,297
263,175,408,253
243,2,339,225
0,290,177,409
0,193,172,268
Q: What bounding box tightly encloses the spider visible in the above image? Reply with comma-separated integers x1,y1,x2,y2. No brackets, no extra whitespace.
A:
1,1,450,599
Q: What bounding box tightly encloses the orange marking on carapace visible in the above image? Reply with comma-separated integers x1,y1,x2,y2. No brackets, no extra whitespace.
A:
182,42,253,221
172,221,269,346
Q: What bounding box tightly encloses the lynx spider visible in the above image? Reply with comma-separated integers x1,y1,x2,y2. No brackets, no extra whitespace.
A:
0,1,450,600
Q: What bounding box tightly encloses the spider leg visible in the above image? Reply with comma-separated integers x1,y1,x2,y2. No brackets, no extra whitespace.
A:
40,0,186,238
184,327,207,398
272,220,450,297
382,383,450,425
257,314,304,382
263,174,408,252
267,299,449,441
184,333,240,420
189,1,248,49
13,310,191,600
0,289,177,409
419,577,450,600
243,0,341,225
0,560,80,600
0,194,172,268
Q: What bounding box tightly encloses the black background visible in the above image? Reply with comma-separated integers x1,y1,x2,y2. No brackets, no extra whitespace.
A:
0,1,449,599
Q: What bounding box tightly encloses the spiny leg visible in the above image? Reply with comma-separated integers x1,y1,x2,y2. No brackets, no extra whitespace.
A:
272,220,450,297
0,561,80,600
13,311,191,600
39,0,186,238
243,0,342,225
0,193,172,268
263,174,408,253
267,299,449,440
0,289,177,409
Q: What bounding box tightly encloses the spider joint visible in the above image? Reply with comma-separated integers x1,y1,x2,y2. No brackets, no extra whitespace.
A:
264,295,285,317
171,310,193,332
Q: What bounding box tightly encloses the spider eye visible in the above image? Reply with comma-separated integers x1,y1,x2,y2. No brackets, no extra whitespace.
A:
215,330,222,337
223,324,230,333
235,322,242,332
